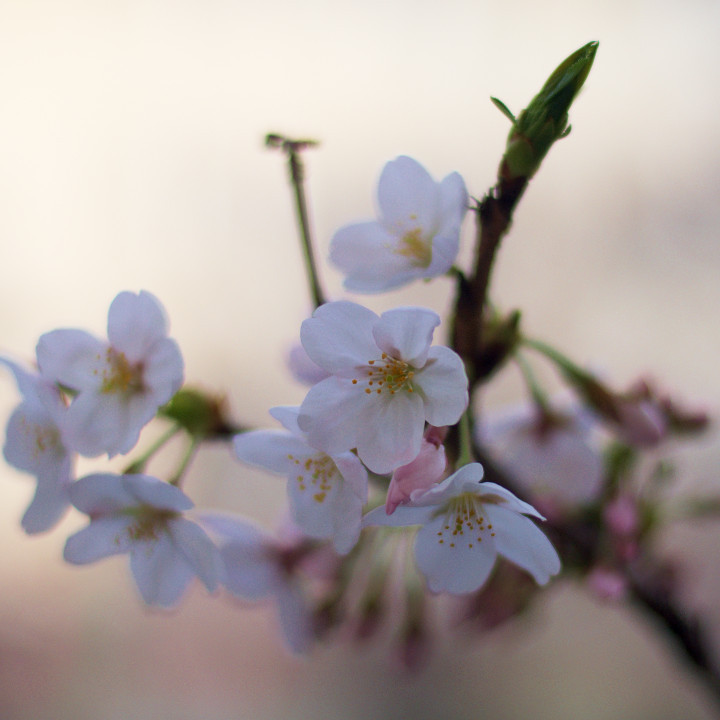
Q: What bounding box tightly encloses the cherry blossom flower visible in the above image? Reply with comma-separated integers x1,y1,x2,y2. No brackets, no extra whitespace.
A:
233,406,367,554
478,401,604,506
298,301,468,474
363,463,561,594
64,473,222,608
329,156,467,293
36,290,184,457
0,358,74,534
199,513,315,654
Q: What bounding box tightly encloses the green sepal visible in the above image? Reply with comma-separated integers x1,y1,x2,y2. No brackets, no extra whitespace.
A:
490,96,516,123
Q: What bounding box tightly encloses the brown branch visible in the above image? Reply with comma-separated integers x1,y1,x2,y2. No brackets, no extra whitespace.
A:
451,175,528,389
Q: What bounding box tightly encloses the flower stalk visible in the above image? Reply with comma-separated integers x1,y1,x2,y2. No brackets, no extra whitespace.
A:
266,133,326,308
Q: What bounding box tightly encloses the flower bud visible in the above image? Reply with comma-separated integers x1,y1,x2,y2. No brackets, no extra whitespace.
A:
587,566,627,601
500,41,598,181
159,388,237,439
385,429,448,514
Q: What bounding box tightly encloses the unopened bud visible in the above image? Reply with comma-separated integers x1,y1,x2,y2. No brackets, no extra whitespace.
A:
159,388,238,439
500,41,598,181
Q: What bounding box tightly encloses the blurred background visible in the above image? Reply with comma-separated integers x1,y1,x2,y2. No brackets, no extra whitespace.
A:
0,0,719,718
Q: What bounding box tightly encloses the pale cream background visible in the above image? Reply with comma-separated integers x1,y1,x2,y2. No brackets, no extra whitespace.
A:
0,1,719,718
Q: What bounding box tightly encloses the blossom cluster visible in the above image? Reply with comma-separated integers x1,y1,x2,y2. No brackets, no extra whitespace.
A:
1,149,707,669
4,42,717,699
0,292,226,607
0,158,563,630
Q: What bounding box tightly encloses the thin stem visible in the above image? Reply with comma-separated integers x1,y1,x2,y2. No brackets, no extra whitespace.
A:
456,407,475,468
266,133,326,308
122,424,182,475
522,335,589,379
514,352,550,412
168,436,200,487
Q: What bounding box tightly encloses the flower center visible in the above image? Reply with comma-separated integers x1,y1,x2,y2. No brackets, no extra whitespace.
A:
395,227,432,268
125,506,177,542
434,492,495,550
352,353,416,396
19,417,63,459
287,452,338,504
98,348,145,396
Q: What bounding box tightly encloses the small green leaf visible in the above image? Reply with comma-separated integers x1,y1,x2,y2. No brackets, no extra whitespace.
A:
490,96,516,123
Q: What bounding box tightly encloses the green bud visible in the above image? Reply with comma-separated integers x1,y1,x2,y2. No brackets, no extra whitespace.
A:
159,388,236,439
500,41,598,181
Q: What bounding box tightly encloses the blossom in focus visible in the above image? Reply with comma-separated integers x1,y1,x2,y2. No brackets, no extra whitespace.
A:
0,358,74,533
233,406,368,554
329,156,467,293
199,513,315,654
364,463,561,594
477,401,604,506
385,426,447,514
298,301,468,474
36,290,184,457
64,473,222,608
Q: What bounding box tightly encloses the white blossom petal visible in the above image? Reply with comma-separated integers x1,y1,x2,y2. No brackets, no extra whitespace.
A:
478,481,546,520
36,330,106,391
414,346,468,426
169,517,222,592
107,290,168,363
130,533,194,607
268,406,303,435
331,452,368,502
286,344,330,386
414,514,497,594
408,463,480,507
485,505,561,584
21,470,72,534
4,405,66,478
355,391,424,474
69,473,137,514
63,393,118,457
233,429,309,475
287,460,363,554
377,156,440,233
330,222,415,293
373,307,440,367
141,338,184,399
362,503,435,528
300,301,379,373
298,377,362,455
64,516,135,563
122,474,193,512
